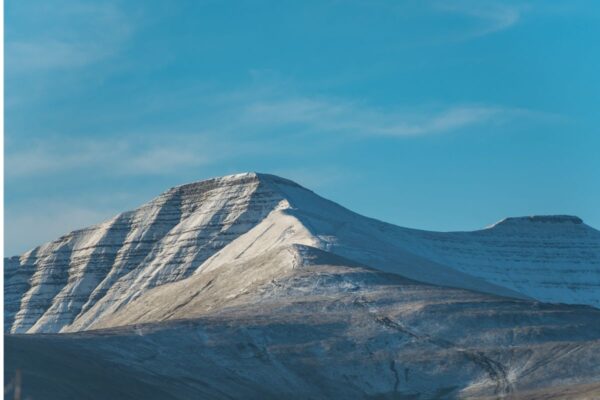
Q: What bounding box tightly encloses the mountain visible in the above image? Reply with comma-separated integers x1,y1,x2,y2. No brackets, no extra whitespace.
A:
5,172,600,399
6,173,600,334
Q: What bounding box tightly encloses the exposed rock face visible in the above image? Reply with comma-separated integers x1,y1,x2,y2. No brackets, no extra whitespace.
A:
5,173,290,333
5,173,600,334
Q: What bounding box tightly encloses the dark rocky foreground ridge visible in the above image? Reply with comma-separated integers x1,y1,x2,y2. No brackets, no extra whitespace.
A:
5,173,600,399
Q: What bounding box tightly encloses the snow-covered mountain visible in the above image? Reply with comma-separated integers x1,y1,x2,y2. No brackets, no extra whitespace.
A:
5,173,600,399
5,173,600,334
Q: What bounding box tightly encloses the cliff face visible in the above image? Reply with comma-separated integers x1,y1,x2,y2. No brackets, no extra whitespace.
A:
5,173,291,333
5,173,600,334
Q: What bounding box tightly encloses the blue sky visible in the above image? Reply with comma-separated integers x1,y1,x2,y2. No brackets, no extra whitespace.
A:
5,0,600,255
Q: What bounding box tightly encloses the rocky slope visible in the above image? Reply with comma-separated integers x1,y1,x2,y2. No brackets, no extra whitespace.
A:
6,245,600,399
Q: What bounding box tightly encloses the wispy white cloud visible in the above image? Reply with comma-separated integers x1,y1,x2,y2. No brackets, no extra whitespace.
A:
434,0,524,38
240,94,542,138
6,0,133,72
5,135,220,178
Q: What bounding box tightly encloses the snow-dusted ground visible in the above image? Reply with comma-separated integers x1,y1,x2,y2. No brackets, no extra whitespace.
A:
6,245,600,399
4,173,600,399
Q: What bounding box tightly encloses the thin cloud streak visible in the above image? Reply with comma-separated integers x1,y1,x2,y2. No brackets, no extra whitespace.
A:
5,136,218,178
434,1,523,38
241,95,541,138
6,0,134,72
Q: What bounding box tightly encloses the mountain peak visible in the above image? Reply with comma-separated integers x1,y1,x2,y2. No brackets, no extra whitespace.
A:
489,215,584,229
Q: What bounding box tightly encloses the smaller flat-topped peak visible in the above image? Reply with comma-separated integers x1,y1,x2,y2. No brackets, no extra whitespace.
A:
489,215,583,229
